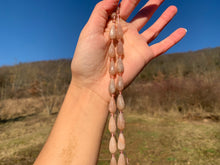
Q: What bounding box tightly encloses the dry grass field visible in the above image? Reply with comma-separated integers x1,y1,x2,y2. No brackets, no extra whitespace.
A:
0,100,219,165
0,47,220,164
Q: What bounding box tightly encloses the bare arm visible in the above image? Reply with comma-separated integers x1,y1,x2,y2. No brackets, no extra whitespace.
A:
34,82,108,164
34,0,186,164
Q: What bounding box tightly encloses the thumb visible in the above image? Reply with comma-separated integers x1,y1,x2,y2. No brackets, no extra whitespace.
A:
86,0,119,33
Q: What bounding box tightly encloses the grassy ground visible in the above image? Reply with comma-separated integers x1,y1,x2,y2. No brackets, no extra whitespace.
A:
0,108,219,165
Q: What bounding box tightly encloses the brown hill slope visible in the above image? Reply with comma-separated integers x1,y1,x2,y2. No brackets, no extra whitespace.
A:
0,47,219,115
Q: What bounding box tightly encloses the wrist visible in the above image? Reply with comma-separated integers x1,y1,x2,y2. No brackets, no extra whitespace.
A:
68,80,109,109
70,76,111,102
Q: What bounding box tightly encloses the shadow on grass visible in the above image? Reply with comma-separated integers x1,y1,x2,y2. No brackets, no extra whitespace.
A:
0,113,39,124
0,111,58,124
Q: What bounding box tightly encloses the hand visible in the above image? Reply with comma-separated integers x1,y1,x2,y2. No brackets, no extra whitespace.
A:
71,0,186,101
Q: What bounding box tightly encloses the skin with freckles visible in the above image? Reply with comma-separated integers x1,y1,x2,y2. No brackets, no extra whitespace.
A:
34,0,186,164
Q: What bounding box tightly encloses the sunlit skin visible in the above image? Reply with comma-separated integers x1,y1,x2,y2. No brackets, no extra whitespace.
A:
71,0,186,102
34,0,186,164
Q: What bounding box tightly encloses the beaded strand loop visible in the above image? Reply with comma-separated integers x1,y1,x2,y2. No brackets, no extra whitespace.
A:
107,6,128,165
108,11,118,165
116,7,127,165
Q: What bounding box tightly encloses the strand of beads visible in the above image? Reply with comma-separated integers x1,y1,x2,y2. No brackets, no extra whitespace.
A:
108,12,118,165
115,7,127,165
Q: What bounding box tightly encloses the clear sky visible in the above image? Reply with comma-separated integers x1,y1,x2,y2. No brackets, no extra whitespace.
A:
0,0,219,66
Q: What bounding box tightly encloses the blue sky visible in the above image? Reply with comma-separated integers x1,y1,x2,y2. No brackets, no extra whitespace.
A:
0,0,219,66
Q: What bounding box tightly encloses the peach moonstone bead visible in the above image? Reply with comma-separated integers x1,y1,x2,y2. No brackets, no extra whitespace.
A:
117,94,125,110
117,112,125,130
109,60,116,76
118,132,126,151
117,58,124,74
117,40,124,56
109,24,116,40
109,78,116,94
108,96,116,113
117,24,123,39
108,115,117,134
109,136,117,154
118,152,126,165
110,155,117,165
116,76,124,91
108,42,115,58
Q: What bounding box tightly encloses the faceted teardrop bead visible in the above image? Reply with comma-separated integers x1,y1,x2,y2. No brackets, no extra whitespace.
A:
118,153,126,165
110,155,117,165
117,112,125,130
109,136,117,154
109,78,116,95
109,60,116,76
117,94,125,110
108,97,116,113
108,115,116,134
117,40,124,56
118,132,126,151
109,24,116,40
117,24,123,39
117,58,124,74
108,42,115,58
117,76,124,91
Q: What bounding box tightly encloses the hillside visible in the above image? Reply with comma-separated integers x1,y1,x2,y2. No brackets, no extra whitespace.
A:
0,47,219,164
0,47,219,98
1,47,219,115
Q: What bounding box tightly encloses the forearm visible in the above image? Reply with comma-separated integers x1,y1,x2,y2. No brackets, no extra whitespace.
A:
34,81,108,165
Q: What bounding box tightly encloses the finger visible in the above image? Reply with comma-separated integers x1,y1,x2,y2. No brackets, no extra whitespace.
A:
131,0,164,31
150,28,187,56
86,0,119,33
142,5,177,43
120,0,141,20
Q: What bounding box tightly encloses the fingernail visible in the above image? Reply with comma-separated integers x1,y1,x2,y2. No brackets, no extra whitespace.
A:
184,28,187,32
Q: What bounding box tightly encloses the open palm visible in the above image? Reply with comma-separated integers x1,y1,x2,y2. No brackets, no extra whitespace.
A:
71,0,186,101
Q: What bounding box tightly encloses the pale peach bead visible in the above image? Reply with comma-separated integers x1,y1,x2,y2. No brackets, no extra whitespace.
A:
117,24,123,39
109,78,116,94
109,136,117,154
108,97,116,113
109,115,116,133
117,94,125,110
108,42,115,58
117,112,125,130
117,76,124,91
110,155,117,165
117,58,124,74
118,153,126,165
109,60,116,76
109,24,116,39
118,132,125,151
111,12,116,19
117,40,124,56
